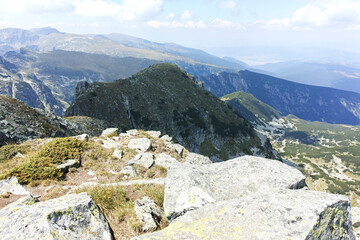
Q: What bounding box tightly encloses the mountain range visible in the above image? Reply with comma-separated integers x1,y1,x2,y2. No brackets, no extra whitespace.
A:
1,27,360,127
256,61,360,94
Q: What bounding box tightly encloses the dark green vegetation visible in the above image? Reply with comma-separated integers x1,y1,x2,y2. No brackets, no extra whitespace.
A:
199,70,360,125
222,91,281,125
65,64,276,160
0,138,87,184
222,91,360,205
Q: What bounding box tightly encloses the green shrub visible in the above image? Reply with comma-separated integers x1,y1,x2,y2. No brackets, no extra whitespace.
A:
1,138,87,184
0,144,30,162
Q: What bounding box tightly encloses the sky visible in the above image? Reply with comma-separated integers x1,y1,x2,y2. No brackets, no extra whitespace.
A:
1,0,360,65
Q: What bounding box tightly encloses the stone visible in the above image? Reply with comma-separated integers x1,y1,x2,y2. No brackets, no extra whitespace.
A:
184,152,212,165
56,158,81,174
97,138,121,149
126,129,139,136
128,138,151,152
134,196,163,232
166,143,184,156
132,155,356,240
120,166,138,177
146,131,161,139
137,152,155,169
164,156,306,220
128,153,142,166
0,193,113,240
73,134,89,141
155,153,178,168
160,135,172,142
112,147,123,159
133,190,355,240
0,177,29,195
100,128,118,137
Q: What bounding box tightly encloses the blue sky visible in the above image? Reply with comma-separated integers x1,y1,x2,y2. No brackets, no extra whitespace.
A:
1,0,360,65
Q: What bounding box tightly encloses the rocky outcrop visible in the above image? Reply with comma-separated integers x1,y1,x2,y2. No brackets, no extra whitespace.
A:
0,96,81,146
0,192,113,240
133,156,356,240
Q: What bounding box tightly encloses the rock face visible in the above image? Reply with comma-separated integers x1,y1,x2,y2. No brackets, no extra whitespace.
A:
0,96,81,146
0,192,113,240
133,156,356,240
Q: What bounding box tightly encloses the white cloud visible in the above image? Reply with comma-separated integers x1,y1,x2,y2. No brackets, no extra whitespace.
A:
0,0,164,21
75,0,164,21
219,0,238,9
211,18,232,28
181,10,194,20
261,0,360,29
167,12,175,19
0,0,75,14
147,20,206,29
292,0,360,27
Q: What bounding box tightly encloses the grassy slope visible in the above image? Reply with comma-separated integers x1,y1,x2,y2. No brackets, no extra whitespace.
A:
222,91,360,207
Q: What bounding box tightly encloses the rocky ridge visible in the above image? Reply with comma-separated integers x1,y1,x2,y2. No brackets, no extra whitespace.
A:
0,128,357,239
65,63,277,161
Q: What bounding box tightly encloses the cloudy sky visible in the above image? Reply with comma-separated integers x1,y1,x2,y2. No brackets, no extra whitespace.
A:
1,0,359,65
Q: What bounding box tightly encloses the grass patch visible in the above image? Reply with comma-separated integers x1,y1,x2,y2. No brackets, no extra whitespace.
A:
76,184,167,238
0,144,30,162
0,138,87,184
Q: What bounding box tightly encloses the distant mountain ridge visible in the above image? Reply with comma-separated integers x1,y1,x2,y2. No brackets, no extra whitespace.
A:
0,27,245,70
198,70,360,125
256,61,360,94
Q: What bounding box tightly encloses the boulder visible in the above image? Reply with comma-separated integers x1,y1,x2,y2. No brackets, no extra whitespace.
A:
128,138,151,152
166,143,184,157
112,147,123,159
134,196,163,232
184,152,212,165
164,156,306,219
0,193,113,240
0,177,29,195
155,153,178,168
120,166,138,177
73,134,89,141
146,131,161,139
97,138,121,149
160,135,172,142
136,153,155,169
56,158,81,174
132,156,356,240
100,128,118,137
133,189,355,240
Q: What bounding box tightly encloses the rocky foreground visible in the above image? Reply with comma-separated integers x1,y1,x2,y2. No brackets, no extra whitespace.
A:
0,128,356,239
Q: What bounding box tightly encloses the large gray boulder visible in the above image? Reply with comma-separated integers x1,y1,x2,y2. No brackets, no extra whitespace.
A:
165,156,306,219
0,192,113,240
133,189,354,240
132,155,355,240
